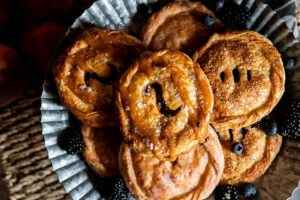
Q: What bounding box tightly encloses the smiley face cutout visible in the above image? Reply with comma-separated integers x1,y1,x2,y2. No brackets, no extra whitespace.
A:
53,28,146,127
193,31,285,131
116,50,213,161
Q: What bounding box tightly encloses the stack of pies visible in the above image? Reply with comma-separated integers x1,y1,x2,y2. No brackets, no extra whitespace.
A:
53,1,285,199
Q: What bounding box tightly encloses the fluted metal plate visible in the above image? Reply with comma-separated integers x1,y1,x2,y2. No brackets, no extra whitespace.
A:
41,0,300,199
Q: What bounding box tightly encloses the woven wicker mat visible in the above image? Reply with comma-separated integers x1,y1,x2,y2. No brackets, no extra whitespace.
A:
1,4,300,200
0,86,70,200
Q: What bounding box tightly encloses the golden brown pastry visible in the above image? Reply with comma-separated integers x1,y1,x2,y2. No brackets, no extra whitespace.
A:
53,28,146,127
142,1,224,55
81,124,123,177
116,50,214,161
119,126,224,200
218,126,282,185
193,31,285,131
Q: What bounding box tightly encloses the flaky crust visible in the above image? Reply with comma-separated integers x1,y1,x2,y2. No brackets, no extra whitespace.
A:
53,28,146,127
142,1,224,55
193,31,285,130
119,126,224,200
81,124,123,177
218,126,282,185
116,50,213,161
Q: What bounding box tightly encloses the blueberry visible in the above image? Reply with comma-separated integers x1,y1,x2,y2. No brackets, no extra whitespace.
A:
263,118,278,136
203,15,215,26
232,142,243,155
285,57,297,71
240,183,257,198
215,0,225,11
203,0,225,12
138,3,153,16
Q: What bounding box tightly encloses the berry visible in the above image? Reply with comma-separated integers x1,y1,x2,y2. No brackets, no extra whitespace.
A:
202,0,225,12
215,0,225,11
99,177,130,200
220,2,252,29
203,15,215,26
282,55,297,71
262,117,278,136
64,127,84,155
240,183,257,198
215,185,240,200
138,3,152,16
58,119,84,155
232,142,244,155
279,100,300,140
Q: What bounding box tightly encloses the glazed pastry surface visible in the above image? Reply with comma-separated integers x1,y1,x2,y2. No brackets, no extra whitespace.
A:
116,50,213,161
81,124,123,177
219,126,282,185
119,126,224,200
142,1,224,55
53,28,146,127
193,31,285,130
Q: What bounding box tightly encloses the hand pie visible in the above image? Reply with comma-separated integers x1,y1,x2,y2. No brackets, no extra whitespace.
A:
218,126,282,185
81,124,123,177
193,31,285,131
53,28,146,127
119,126,224,200
142,1,224,55
116,50,213,161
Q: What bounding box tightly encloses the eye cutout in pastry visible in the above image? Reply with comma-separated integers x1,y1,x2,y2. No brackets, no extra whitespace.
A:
116,50,214,161
217,126,282,185
53,28,146,127
193,31,285,131
81,124,123,177
142,1,224,55
119,126,224,200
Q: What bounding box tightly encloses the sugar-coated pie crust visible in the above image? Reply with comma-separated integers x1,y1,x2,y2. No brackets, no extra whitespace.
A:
81,124,123,177
142,1,224,55
218,126,282,185
193,31,285,131
119,126,224,200
53,28,146,127
116,50,213,161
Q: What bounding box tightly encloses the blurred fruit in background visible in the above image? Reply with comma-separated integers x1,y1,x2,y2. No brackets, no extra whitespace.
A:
0,44,26,106
0,0,96,104
22,0,74,19
0,0,12,32
21,22,67,76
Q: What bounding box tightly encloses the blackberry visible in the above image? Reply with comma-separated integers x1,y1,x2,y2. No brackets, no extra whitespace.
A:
105,177,130,200
239,183,257,198
232,142,244,155
215,185,240,200
58,119,84,155
65,129,84,154
203,15,215,26
279,100,300,140
220,2,252,29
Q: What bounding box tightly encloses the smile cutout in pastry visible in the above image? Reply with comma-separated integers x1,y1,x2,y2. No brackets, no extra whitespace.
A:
53,28,146,127
142,1,224,55
218,126,282,185
81,124,123,177
119,126,224,200
193,31,285,131
116,50,213,161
